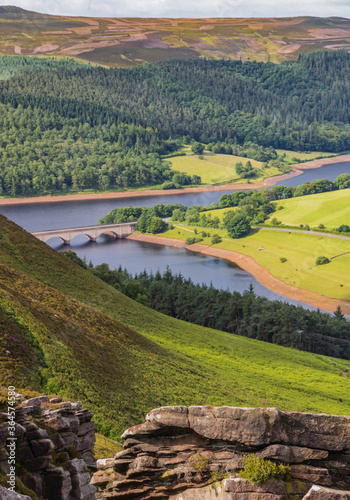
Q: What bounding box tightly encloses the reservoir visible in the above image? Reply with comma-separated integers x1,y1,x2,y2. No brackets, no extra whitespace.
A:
1,161,350,311
2,161,350,232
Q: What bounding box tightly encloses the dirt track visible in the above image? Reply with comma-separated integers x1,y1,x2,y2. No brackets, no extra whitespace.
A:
127,232,350,315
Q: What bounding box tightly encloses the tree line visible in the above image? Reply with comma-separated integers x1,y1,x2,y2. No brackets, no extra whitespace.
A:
62,251,350,361
1,51,350,196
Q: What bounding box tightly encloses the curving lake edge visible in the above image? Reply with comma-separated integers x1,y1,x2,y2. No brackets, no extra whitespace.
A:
1,153,350,206
127,232,350,315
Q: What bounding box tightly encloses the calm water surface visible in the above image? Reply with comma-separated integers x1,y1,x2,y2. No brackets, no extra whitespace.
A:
1,161,349,312
54,236,319,311
2,161,350,232
275,161,350,187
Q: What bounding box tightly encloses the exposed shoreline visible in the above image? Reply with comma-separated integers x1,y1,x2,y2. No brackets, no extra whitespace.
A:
1,153,349,206
127,232,350,315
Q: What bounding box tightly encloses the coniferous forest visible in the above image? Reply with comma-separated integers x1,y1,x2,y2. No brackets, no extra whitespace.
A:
1,50,350,196
63,251,350,361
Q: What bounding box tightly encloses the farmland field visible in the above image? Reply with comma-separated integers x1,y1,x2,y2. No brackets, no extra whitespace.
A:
269,189,350,229
163,224,350,302
276,149,336,163
169,151,281,184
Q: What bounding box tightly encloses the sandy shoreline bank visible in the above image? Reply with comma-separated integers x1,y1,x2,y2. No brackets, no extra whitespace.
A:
127,232,350,315
1,153,349,206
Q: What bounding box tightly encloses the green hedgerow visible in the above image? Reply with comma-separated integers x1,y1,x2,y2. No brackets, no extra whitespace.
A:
240,454,290,484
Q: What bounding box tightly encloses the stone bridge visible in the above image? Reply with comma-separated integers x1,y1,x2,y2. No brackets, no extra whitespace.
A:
31,222,137,245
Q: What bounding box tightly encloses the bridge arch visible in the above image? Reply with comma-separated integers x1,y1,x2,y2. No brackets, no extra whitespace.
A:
69,233,97,245
31,222,137,246
45,236,70,245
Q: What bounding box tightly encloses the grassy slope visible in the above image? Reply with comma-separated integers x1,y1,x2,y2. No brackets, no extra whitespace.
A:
169,151,281,184
164,223,350,301
2,9,350,66
276,149,336,163
270,188,350,228
0,214,350,439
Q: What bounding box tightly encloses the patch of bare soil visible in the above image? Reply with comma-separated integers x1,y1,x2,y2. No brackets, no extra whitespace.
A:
81,19,100,26
291,153,350,169
33,44,60,53
40,30,72,34
277,43,301,54
61,40,120,52
308,28,350,39
70,26,99,35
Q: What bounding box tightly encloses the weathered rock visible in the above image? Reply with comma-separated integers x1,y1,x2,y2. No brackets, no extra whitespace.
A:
77,430,96,453
169,483,232,500
189,406,283,446
94,406,350,500
50,396,63,404
96,458,116,470
121,420,167,440
23,422,39,432
146,406,190,429
66,458,96,500
80,484,97,499
77,421,95,437
281,411,350,451
30,438,55,457
91,469,113,487
137,406,350,452
23,472,43,497
0,485,32,499
0,422,26,445
25,455,52,472
257,444,329,463
290,465,332,486
17,441,35,462
25,395,50,407
50,431,79,451
302,484,350,499
44,466,72,500
0,445,9,461
44,416,71,432
26,427,49,440
0,412,9,423
0,395,96,500
0,459,10,474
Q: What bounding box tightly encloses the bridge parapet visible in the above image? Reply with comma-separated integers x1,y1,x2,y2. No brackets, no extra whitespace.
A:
31,222,137,245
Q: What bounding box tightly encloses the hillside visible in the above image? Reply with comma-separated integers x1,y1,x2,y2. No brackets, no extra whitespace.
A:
268,188,350,229
1,7,350,66
1,52,350,198
0,213,350,439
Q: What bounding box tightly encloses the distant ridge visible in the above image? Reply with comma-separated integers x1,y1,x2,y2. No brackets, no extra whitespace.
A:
1,6,350,66
0,5,49,19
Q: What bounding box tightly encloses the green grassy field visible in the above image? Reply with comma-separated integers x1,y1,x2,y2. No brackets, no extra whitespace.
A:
276,149,336,163
269,188,350,229
165,223,350,301
1,214,350,443
169,151,280,184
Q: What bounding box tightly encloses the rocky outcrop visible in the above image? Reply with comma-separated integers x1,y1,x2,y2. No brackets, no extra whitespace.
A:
93,406,350,500
0,395,96,500
0,484,33,499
